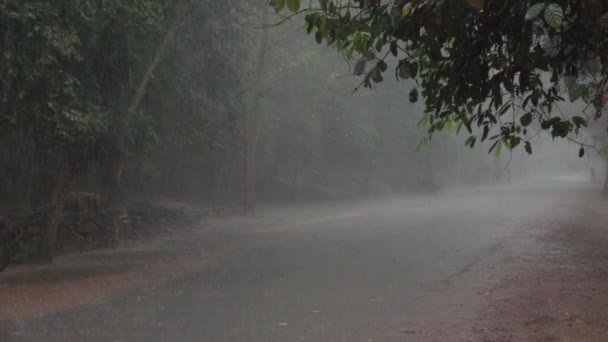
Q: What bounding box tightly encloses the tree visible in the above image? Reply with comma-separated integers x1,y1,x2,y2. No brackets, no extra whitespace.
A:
101,1,188,206
244,9,270,214
0,0,174,260
271,0,608,186
1,0,252,265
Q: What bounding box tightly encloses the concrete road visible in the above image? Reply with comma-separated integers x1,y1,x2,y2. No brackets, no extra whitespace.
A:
0,177,592,341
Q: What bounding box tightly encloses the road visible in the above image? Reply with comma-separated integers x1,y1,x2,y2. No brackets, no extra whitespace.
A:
0,176,592,341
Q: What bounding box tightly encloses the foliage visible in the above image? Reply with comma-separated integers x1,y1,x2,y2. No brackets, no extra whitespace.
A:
0,0,169,173
272,0,608,155
0,0,252,259
0,0,527,263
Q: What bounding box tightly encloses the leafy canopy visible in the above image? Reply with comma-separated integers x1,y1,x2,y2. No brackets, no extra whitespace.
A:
271,0,608,155
0,0,168,168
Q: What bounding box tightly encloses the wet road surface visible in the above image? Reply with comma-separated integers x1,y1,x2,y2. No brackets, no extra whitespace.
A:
0,177,592,341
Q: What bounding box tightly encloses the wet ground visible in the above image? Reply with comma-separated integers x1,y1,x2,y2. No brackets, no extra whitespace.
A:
0,176,597,341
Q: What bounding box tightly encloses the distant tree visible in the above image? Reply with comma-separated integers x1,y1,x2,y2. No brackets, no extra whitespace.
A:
0,0,175,260
244,8,270,214
0,0,250,264
271,0,608,192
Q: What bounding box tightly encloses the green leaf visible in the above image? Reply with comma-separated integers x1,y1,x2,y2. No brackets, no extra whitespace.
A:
510,137,521,149
488,139,501,156
525,3,546,21
498,103,511,116
445,117,453,132
520,112,533,127
495,140,503,157
370,68,383,83
569,84,589,101
501,138,512,151
409,88,419,103
315,31,323,44
354,60,367,76
377,60,388,72
287,0,300,12
572,116,587,128
455,122,463,135
503,77,514,93
550,120,571,138
481,125,489,141
544,3,564,29
416,115,429,128
409,62,418,78
525,141,533,154
398,61,417,79
458,114,473,134
390,41,398,57
417,137,429,151
275,0,286,12
465,136,476,148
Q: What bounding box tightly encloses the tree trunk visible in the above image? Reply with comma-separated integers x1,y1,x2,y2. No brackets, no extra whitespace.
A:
101,154,124,206
102,2,187,206
243,10,270,214
125,3,185,123
38,165,72,262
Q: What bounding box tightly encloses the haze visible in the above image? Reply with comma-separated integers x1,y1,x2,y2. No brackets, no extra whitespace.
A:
1,2,607,341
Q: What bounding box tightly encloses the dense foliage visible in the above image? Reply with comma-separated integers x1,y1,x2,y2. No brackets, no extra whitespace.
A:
272,0,608,156
1,0,169,200
1,0,591,265
0,0,247,259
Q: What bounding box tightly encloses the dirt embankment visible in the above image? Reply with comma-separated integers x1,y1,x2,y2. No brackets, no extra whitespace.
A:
0,197,210,321
473,196,608,342
393,192,608,342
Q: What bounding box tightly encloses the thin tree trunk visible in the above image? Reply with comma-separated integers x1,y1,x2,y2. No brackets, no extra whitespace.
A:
102,2,187,205
38,165,72,262
101,153,124,205
125,5,186,123
243,10,270,214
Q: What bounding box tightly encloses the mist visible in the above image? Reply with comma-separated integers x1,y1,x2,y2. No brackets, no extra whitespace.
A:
1,1,608,341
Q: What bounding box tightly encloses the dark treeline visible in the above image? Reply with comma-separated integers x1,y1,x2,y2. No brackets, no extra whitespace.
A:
0,0,557,263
